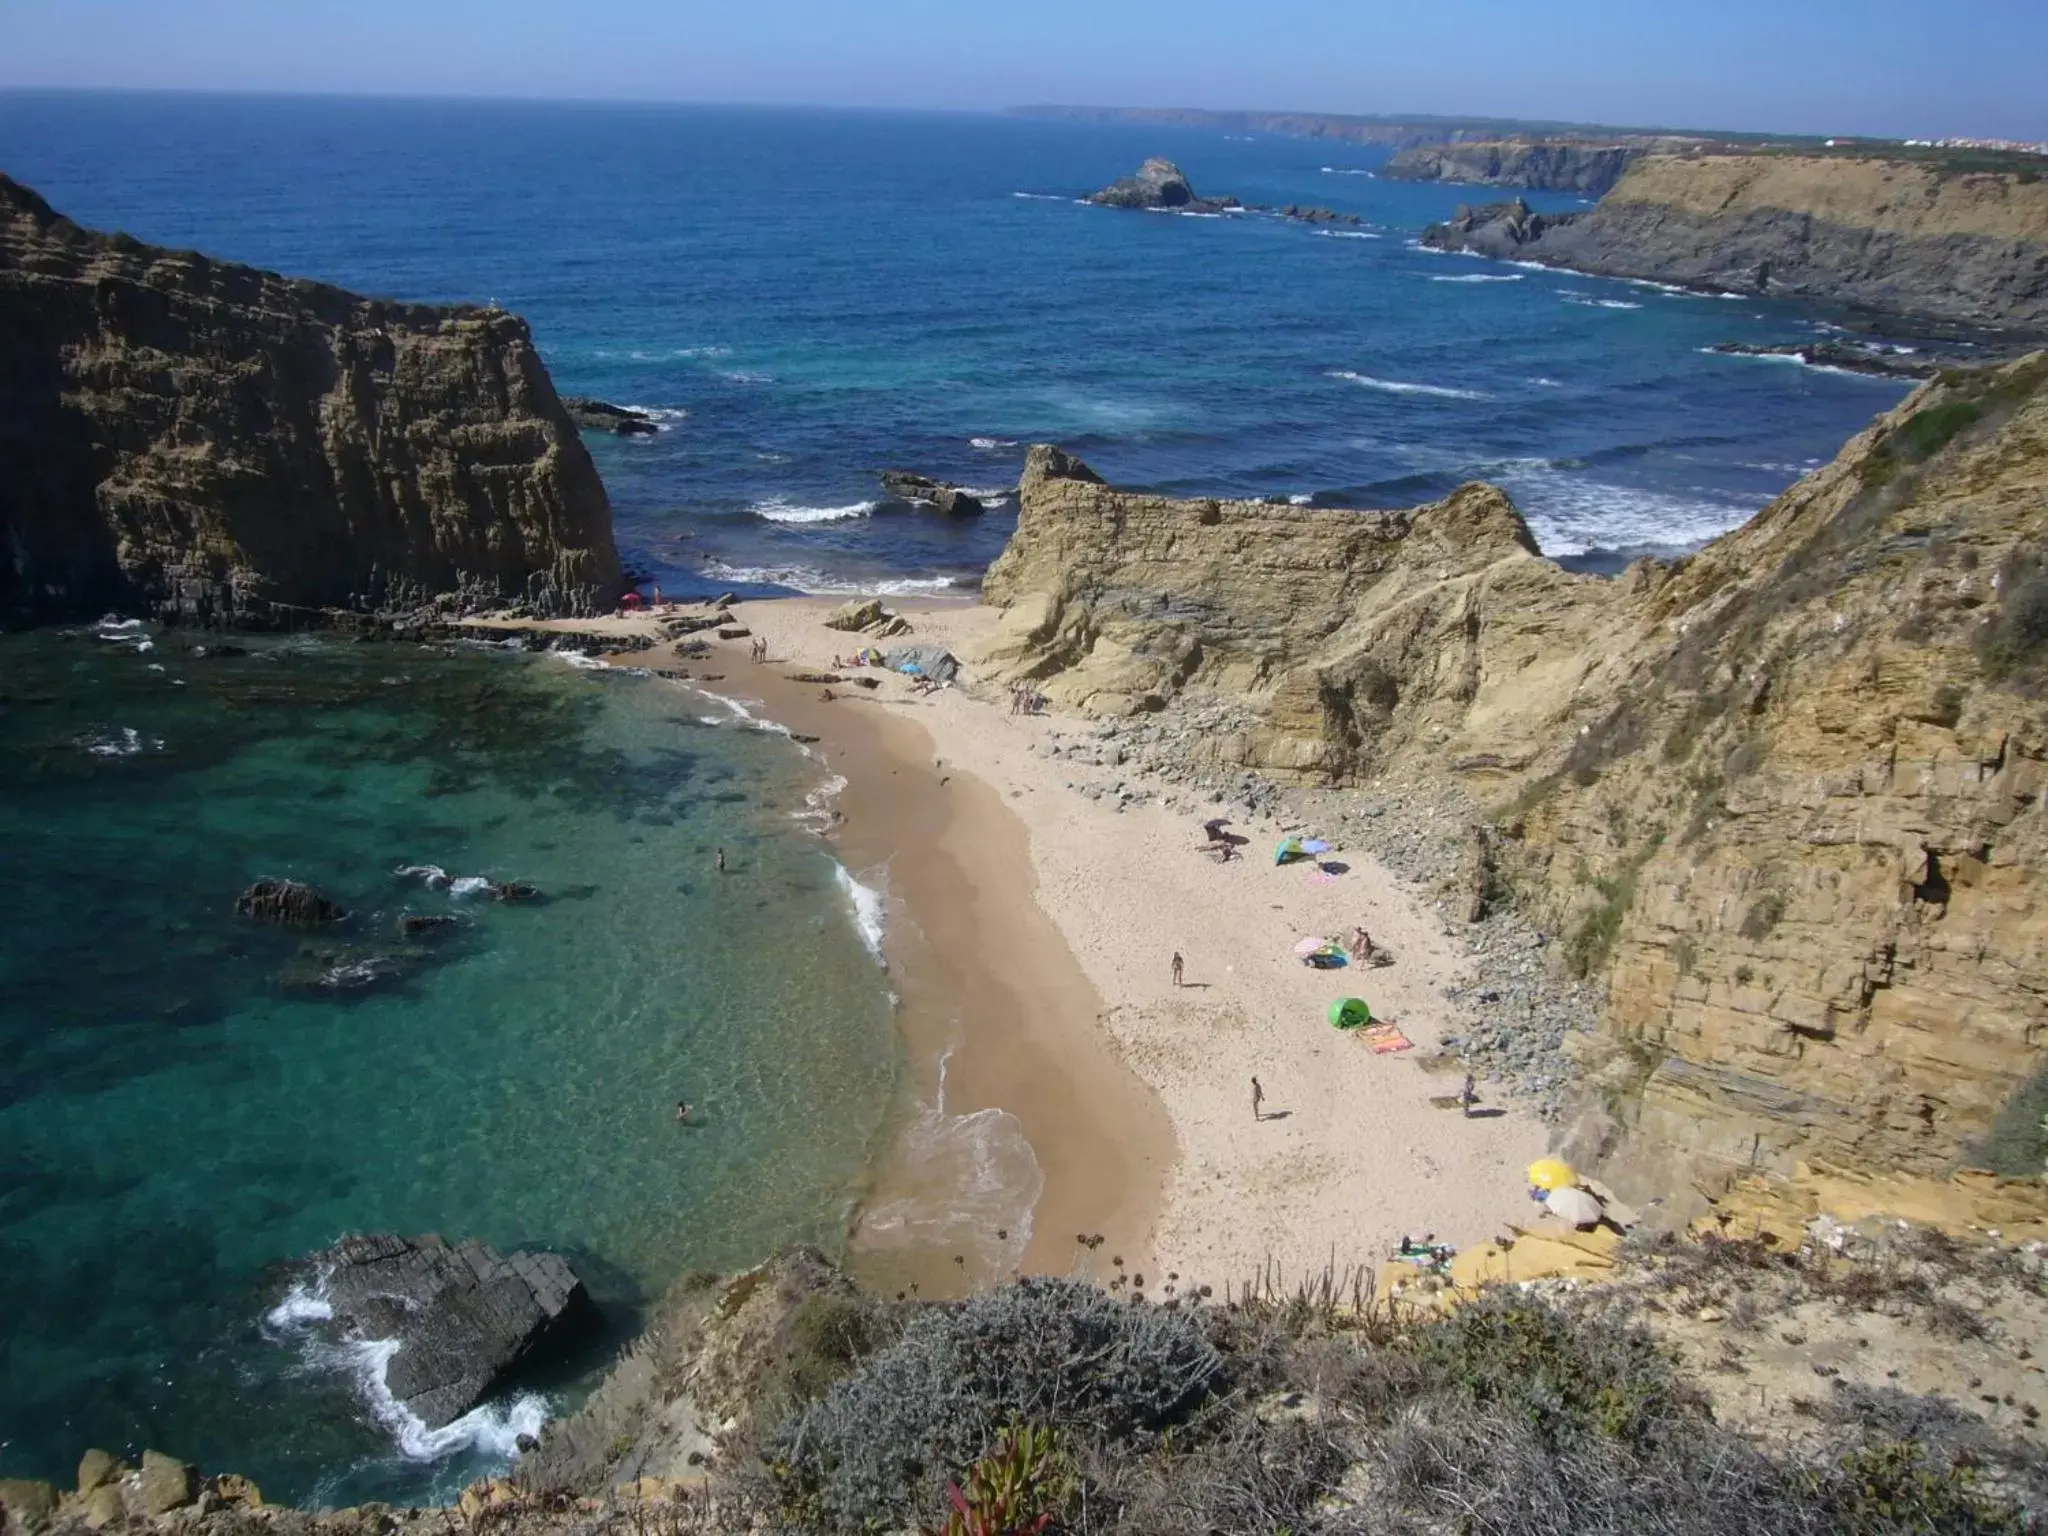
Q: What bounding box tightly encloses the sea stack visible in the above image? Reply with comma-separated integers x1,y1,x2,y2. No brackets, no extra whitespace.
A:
0,173,623,627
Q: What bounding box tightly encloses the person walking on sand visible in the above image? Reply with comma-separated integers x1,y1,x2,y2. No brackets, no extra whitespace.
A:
1251,1076,1266,1121
1460,1073,1478,1118
1171,951,1185,988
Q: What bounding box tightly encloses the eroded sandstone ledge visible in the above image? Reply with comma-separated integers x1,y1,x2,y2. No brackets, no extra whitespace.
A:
977,356,2048,1198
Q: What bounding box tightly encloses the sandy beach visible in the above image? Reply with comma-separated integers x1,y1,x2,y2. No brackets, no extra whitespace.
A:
496,594,1546,1294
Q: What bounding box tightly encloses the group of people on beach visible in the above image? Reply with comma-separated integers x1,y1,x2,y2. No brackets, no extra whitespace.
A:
748,637,769,663
1007,684,1048,716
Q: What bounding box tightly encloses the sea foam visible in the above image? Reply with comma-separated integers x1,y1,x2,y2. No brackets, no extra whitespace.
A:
1327,370,1488,401
750,497,878,524
1430,273,1523,284
835,863,888,963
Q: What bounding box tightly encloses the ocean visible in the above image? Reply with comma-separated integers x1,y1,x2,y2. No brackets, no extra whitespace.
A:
0,91,1920,1502
0,92,1917,600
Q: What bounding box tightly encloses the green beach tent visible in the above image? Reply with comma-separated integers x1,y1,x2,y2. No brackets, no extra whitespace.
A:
1275,836,1307,865
1328,997,1372,1030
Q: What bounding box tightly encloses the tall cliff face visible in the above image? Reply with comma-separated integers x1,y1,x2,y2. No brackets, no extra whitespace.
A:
1384,140,1642,195
980,356,2048,1197
0,174,621,626
1423,154,2048,332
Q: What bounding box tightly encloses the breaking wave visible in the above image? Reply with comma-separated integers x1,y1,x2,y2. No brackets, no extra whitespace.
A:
749,497,878,525
1327,370,1489,401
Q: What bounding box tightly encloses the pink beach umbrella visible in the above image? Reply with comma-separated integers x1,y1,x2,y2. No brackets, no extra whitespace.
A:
1293,936,1333,957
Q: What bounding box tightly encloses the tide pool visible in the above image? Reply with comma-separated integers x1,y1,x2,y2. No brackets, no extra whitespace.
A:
0,626,899,1504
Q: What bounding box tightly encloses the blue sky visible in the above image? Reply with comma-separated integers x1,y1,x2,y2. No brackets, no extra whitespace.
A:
4,0,2044,142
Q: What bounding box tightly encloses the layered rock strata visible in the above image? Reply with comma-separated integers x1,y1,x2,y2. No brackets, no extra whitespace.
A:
1422,155,2048,331
0,174,621,627
1385,139,1642,194
978,356,2048,1198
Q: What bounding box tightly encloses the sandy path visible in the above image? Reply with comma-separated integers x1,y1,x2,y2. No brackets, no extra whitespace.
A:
708,596,1547,1292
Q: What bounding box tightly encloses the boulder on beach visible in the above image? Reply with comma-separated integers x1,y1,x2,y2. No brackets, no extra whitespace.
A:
235,879,348,927
825,598,889,632
296,1233,597,1429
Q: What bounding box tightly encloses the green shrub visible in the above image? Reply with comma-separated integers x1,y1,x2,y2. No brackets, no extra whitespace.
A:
771,1278,1222,1531
1971,1060,2048,1177
1823,1440,2024,1533
1739,890,1788,940
1975,551,2048,689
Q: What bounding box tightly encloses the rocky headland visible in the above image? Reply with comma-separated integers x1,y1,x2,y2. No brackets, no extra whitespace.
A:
1085,159,1361,227
1422,154,2048,332
0,174,621,628
977,355,2048,1207
1385,138,1645,194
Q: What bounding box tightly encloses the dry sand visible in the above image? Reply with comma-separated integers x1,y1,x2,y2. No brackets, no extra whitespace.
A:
475,596,1547,1294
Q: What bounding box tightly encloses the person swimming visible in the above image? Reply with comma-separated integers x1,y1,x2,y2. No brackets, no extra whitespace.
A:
675,1100,693,1123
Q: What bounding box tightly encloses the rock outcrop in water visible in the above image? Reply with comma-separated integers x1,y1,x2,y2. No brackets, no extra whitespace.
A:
980,355,2048,1201
1386,139,1643,194
0,174,622,627
559,397,660,436
1086,157,1222,210
1422,154,2048,332
879,470,986,517
300,1233,596,1429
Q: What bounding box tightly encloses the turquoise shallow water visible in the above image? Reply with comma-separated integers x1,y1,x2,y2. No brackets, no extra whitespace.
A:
0,626,898,1503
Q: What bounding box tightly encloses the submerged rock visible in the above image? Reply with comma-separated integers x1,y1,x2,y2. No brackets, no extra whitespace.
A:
297,1233,597,1430
235,879,348,927
560,397,662,436
879,470,987,517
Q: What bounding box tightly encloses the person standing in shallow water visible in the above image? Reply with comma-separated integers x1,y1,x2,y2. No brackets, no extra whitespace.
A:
1251,1077,1265,1121
715,848,727,874
1171,951,1184,987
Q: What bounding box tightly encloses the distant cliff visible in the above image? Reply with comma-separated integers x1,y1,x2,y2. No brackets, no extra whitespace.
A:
1384,140,1643,195
980,356,2048,1200
1423,154,2048,332
1008,104,1700,152
0,174,621,627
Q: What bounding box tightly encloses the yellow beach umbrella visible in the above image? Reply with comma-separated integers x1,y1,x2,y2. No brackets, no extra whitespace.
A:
1526,1158,1579,1192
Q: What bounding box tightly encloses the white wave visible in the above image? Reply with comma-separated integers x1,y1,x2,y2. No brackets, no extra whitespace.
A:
1499,463,1756,557
1430,273,1524,284
96,616,145,633
1561,296,1643,310
696,561,964,597
1407,242,1486,258
1011,191,1066,201
1327,370,1489,401
1314,228,1382,240
969,436,1019,450
676,345,732,358
617,403,690,428
835,863,888,963
857,1049,1043,1281
1505,260,1556,273
751,497,877,525
1320,166,1376,177
1694,347,1916,384
79,726,164,757
448,876,494,899
1530,376,1563,388
549,650,612,670
1288,493,1315,506
720,370,775,384
794,772,850,830
961,485,1017,501
265,1280,334,1327
394,863,452,889
265,1281,551,1464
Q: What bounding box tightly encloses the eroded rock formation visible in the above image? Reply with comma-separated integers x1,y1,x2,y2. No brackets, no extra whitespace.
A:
299,1233,596,1429
1385,139,1642,194
978,355,2048,1198
0,174,622,627
1422,154,2048,331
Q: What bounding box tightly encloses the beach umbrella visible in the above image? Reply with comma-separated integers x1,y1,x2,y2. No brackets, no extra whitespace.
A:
1544,1186,1604,1229
1526,1158,1579,1192
1302,838,1332,855
1328,997,1372,1029
1294,936,1332,957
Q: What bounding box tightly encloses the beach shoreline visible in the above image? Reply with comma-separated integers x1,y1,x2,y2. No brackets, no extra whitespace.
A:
494,590,1546,1295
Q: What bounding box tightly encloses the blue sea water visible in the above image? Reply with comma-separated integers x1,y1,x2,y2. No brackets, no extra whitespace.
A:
0,92,1917,600
0,92,1925,1501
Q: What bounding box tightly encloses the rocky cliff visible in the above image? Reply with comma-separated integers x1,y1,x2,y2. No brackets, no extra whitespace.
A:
979,356,2048,1199
1423,154,2048,332
0,174,621,627
1385,139,1642,194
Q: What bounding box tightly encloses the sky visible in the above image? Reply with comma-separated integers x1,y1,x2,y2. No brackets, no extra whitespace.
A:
3,0,2045,143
